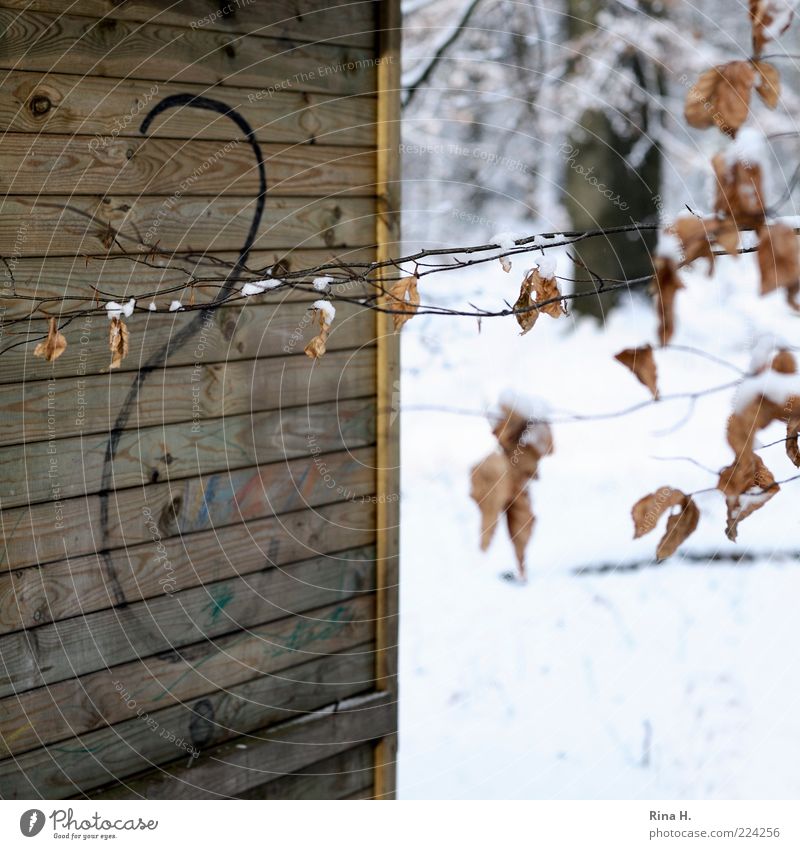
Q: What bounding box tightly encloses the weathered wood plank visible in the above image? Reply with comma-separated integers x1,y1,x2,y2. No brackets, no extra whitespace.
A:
236,744,375,800
0,195,377,256
0,544,377,698
0,1,377,48
0,135,376,197
0,72,376,146
0,397,375,509
0,644,376,798
0,9,379,95
0,346,375,446
1,445,376,570
91,689,392,799
0,499,375,635
0,247,376,321
0,594,376,757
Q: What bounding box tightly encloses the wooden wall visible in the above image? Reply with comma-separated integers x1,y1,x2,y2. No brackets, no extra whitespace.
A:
0,0,400,799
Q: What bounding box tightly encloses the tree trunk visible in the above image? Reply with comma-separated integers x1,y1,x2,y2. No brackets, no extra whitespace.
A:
564,0,662,318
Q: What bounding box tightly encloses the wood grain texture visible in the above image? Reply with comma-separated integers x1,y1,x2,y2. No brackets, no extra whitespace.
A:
1,445,377,570
0,72,376,146
236,743,375,800
0,247,376,321
0,194,377,256
0,397,375,509
0,346,375,446
0,9,379,94
0,299,376,383
0,499,375,635
0,594,376,757
0,135,376,196
0,644,376,798
373,0,402,802
91,689,393,799
0,1,377,48
0,544,376,698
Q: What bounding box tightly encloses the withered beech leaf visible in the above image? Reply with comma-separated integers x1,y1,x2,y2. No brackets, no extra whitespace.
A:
671,216,716,269
33,317,67,363
754,60,781,107
725,454,779,541
712,152,766,223
614,345,659,400
506,486,535,579
387,275,420,332
108,317,129,370
757,222,799,294
513,266,564,335
684,62,756,136
492,403,554,480
652,256,684,346
631,487,700,560
304,306,333,360
469,452,514,551
751,0,794,57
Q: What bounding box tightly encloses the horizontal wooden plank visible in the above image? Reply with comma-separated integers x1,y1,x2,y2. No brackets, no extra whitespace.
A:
0,9,379,94
0,499,375,635
0,72,377,146
0,135,376,197
0,247,376,321
91,689,392,799
0,644,376,798
0,594,376,757
236,744,374,800
0,194,377,256
0,397,375,509
0,1,376,48
0,345,375,446
1,444,376,570
0,544,377,698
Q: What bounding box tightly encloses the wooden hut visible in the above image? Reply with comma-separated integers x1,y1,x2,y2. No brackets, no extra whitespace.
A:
0,0,400,799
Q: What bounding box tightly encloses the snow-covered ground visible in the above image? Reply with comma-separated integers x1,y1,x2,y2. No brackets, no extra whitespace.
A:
397,247,800,799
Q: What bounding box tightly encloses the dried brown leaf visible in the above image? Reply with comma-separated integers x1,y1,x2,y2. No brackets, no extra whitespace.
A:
108,317,129,370
513,266,564,335
33,317,67,363
757,222,799,294
304,307,332,360
506,486,535,578
754,60,781,107
684,62,756,136
712,152,766,223
387,275,420,332
614,345,659,400
725,454,779,541
492,404,554,480
631,487,700,559
751,0,793,56
652,256,684,346
469,452,514,551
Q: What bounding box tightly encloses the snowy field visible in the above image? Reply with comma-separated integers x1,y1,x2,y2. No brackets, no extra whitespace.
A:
396,247,800,799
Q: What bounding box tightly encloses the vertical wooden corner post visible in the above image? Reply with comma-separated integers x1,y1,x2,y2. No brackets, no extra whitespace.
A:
374,0,402,800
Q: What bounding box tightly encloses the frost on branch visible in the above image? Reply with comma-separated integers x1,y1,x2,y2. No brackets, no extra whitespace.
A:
632,487,700,561
614,345,659,400
469,393,553,579
513,260,564,336
33,317,67,363
304,300,336,360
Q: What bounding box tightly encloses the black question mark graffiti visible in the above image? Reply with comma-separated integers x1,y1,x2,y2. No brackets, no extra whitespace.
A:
98,95,267,604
